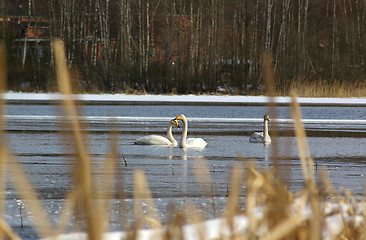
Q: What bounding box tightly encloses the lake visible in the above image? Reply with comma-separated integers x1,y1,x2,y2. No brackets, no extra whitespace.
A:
3,103,366,239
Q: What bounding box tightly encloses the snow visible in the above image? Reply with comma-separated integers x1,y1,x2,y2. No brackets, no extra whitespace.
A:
43,201,366,240
7,114,366,125
42,216,249,240
3,92,366,106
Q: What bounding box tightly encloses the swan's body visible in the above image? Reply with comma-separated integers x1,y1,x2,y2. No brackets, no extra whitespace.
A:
134,119,179,146
174,114,207,149
249,114,271,144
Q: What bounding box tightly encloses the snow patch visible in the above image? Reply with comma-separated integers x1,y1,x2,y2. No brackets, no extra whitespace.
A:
4,92,366,105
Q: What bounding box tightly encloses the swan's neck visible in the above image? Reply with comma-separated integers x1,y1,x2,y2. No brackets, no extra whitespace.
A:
263,120,270,142
180,117,188,148
167,122,177,145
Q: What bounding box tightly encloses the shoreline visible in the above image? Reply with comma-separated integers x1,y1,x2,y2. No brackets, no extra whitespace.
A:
3,92,366,106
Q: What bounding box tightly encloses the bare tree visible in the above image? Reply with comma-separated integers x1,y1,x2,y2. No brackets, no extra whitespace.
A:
265,0,274,53
22,0,33,68
331,0,338,80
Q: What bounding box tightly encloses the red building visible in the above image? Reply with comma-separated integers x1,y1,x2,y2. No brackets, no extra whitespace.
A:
0,16,50,60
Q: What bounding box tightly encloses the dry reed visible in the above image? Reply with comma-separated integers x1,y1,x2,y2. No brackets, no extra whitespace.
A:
0,42,8,238
53,39,104,240
133,169,161,229
280,80,366,98
0,41,54,239
0,42,23,240
0,39,364,240
291,91,322,240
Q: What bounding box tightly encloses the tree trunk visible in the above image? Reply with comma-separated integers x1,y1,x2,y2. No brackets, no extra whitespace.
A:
265,0,274,53
22,0,33,68
331,0,337,80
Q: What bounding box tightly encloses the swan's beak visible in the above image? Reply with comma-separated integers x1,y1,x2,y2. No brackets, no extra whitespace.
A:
174,115,181,120
173,119,181,128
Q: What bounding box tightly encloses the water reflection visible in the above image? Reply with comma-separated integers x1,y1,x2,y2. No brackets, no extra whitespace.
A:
264,143,270,164
4,104,366,239
181,148,187,197
9,130,366,199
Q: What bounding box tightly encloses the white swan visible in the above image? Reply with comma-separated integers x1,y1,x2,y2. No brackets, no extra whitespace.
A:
133,119,179,146
249,114,271,144
174,114,207,149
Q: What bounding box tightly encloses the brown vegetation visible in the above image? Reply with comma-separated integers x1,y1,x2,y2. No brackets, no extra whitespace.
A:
0,39,365,240
278,80,366,98
1,1,366,96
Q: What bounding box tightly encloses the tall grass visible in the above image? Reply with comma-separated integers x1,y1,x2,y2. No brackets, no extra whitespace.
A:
0,40,364,240
278,80,366,98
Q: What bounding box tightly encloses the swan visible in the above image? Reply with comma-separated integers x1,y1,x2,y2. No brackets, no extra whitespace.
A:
249,114,271,144
133,119,179,146
174,114,207,149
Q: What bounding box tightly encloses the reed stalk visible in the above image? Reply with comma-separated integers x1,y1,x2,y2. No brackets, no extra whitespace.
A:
263,54,279,165
96,131,119,227
193,156,214,204
225,164,243,227
0,219,21,240
0,38,363,240
0,42,23,240
133,169,161,229
0,41,54,239
246,164,263,237
0,41,7,234
53,38,103,240
291,91,321,240
7,153,52,237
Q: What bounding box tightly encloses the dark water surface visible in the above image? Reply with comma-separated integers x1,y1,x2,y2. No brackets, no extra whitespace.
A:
4,103,366,239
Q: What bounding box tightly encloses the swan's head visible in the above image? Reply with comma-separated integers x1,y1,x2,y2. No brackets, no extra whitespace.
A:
264,114,270,121
170,119,180,128
174,114,186,122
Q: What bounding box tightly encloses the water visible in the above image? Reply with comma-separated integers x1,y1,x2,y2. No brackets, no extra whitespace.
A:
4,103,366,239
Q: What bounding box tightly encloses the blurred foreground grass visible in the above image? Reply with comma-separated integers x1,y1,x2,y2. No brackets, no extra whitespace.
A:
0,41,365,240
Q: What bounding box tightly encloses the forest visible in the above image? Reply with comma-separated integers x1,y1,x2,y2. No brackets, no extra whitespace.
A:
1,0,366,94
